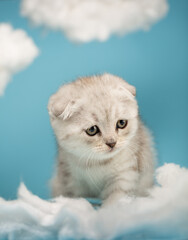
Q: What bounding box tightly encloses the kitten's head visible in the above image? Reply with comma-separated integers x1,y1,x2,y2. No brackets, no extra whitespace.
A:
48,74,138,164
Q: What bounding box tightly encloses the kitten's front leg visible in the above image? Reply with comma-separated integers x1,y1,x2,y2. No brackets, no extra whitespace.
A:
101,173,138,207
102,190,129,207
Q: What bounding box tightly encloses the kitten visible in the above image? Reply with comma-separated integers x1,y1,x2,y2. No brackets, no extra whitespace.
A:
48,73,155,206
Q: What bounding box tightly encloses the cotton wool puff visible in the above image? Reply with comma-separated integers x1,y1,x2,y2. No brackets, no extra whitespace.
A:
0,23,39,96
21,0,169,43
0,163,188,240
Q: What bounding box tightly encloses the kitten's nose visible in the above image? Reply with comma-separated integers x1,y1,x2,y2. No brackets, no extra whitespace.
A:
106,141,116,149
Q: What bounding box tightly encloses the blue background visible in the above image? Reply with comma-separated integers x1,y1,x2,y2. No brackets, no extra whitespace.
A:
0,0,187,200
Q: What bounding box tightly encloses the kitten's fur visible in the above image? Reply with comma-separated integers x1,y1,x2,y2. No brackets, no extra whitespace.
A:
48,74,155,205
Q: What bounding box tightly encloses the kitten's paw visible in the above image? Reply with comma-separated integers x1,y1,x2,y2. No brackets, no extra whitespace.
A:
118,195,134,204
102,191,134,208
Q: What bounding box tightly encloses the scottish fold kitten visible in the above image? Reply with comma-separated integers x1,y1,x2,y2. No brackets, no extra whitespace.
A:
48,74,155,205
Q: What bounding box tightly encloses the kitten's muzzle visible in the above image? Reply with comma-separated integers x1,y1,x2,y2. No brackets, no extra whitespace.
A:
106,141,116,149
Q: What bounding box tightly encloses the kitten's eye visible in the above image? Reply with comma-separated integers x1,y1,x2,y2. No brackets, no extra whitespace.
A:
116,119,128,129
86,125,99,136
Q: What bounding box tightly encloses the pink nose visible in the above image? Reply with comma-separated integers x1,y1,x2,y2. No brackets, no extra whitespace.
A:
106,141,116,149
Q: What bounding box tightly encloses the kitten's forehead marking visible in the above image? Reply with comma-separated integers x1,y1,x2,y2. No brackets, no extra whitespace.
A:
91,113,99,123
89,105,118,138
83,86,128,130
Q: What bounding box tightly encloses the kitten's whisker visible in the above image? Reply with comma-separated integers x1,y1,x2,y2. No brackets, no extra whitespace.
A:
77,148,91,165
85,151,94,167
85,152,101,191
126,145,139,171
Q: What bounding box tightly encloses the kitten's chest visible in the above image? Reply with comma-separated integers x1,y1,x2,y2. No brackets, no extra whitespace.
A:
70,164,108,198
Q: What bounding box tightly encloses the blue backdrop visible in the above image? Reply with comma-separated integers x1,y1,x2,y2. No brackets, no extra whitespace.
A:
0,0,187,200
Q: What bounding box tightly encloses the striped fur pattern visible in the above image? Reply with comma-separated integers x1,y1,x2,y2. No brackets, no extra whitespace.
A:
48,74,155,205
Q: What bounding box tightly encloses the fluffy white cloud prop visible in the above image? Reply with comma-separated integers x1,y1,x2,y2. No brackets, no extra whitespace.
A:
0,163,188,240
0,23,39,96
21,0,169,43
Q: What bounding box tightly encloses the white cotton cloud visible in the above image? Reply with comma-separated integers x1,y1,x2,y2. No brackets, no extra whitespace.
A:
0,163,188,239
0,23,39,96
20,0,169,43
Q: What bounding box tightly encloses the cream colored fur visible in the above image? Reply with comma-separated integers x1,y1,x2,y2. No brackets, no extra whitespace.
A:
48,74,155,205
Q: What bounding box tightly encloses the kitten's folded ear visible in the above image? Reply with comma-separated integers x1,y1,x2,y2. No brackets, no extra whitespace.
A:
103,73,136,97
124,81,136,97
48,85,81,120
